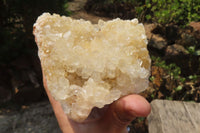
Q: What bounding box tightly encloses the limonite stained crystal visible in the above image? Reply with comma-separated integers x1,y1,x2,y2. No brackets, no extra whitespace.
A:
33,13,151,122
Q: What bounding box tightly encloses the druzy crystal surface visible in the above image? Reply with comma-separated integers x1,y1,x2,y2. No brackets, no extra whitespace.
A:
33,13,151,122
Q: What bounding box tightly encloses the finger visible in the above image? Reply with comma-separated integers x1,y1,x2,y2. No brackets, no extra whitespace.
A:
99,94,151,133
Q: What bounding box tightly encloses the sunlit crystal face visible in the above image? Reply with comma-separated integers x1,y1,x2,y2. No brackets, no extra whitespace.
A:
33,13,151,122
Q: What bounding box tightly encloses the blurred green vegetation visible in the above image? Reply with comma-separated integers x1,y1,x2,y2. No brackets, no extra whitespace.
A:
0,0,69,64
135,0,200,25
150,55,200,101
87,0,200,25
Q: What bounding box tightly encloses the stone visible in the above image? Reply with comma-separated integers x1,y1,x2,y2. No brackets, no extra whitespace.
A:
148,100,200,133
189,22,200,32
0,101,61,133
176,32,197,47
144,23,157,40
165,44,188,57
147,30,167,56
148,36,167,50
33,13,151,122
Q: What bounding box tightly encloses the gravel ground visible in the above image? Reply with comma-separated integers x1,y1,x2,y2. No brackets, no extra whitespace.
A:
0,101,61,133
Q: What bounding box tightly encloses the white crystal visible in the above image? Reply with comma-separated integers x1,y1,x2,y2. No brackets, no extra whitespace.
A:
33,13,151,122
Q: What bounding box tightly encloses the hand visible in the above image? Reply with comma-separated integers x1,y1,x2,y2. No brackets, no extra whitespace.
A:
43,76,151,133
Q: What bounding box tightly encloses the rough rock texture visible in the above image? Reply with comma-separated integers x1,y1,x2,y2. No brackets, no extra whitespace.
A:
0,101,61,133
148,100,200,133
33,13,151,122
165,44,188,56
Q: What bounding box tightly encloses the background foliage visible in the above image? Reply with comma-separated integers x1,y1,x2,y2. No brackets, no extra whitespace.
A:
138,0,200,25
86,0,200,25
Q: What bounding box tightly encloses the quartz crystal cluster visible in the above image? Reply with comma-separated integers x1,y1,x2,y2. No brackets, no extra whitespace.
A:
33,13,151,122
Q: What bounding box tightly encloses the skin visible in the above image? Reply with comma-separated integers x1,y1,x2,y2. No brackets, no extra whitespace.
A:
43,75,151,133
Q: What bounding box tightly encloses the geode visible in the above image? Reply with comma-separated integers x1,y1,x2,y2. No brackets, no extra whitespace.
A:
33,13,151,122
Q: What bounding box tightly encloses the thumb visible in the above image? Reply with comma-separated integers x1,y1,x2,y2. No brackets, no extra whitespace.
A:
99,94,151,133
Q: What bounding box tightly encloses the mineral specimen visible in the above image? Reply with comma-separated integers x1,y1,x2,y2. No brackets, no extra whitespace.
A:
33,13,151,122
